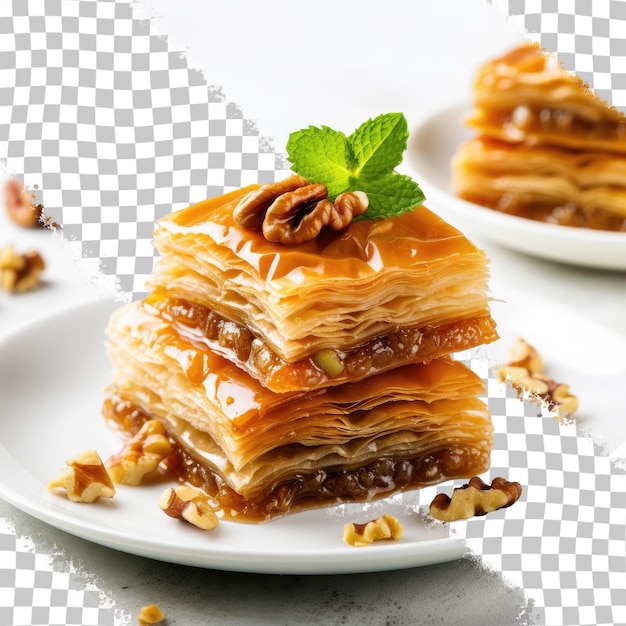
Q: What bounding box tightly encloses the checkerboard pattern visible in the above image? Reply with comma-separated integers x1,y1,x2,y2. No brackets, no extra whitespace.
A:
437,355,626,626
489,0,626,113
0,0,284,300
0,519,115,626
1,1,626,625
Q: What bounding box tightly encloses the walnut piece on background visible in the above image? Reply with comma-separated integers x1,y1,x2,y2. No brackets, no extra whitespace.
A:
507,337,543,374
498,338,578,419
429,476,522,522
0,244,45,293
4,178,44,228
343,513,404,547
47,450,116,503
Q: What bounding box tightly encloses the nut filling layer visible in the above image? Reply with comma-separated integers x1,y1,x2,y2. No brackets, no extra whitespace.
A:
143,292,498,393
103,399,492,522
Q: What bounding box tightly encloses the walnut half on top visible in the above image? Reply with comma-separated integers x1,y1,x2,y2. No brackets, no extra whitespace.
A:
233,175,369,245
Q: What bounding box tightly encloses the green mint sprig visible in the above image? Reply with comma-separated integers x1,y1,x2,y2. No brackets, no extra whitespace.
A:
286,112,425,220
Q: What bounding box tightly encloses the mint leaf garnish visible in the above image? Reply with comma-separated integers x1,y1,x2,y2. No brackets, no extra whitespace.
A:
285,126,354,197
350,112,408,180
286,112,425,220
357,173,425,220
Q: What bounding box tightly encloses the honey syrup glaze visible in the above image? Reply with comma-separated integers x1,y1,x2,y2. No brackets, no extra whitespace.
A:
157,185,487,283
102,397,491,523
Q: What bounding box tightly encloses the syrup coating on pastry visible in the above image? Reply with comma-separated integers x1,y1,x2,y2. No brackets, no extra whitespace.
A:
106,301,490,470
148,187,493,362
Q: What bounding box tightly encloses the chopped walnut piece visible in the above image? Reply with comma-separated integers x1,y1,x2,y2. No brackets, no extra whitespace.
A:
508,337,543,375
0,244,45,293
48,450,116,503
552,382,579,417
233,175,369,245
498,338,578,418
4,178,44,228
158,485,219,531
137,604,165,626
429,476,522,522
106,420,172,486
343,514,404,547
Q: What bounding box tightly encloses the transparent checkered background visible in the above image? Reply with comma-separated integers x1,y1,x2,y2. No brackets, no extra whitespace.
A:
0,0,283,300
1,1,626,625
0,519,116,626
445,354,626,626
489,0,626,112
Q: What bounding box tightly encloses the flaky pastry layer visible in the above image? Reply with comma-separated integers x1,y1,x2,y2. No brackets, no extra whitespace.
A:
104,354,492,523
453,137,626,230
141,292,498,393
147,186,492,362
104,393,492,522
467,42,626,153
104,299,493,520
105,302,491,473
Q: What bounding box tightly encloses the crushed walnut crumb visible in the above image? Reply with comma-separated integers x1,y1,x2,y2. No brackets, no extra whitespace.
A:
497,338,578,419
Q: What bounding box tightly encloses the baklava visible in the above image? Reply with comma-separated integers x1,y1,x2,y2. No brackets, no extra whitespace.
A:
453,42,626,231
103,177,497,522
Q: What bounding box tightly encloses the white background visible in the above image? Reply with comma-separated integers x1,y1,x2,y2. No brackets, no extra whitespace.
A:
134,0,525,148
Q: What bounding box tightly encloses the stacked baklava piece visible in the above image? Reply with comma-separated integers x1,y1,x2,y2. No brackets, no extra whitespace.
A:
103,182,498,521
453,42,626,232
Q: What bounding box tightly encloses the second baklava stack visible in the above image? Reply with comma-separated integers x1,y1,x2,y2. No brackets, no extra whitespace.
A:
104,122,499,522
453,42,626,232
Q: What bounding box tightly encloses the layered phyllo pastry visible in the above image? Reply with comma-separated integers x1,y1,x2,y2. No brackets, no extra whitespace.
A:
453,42,626,231
103,114,497,521
142,186,497,393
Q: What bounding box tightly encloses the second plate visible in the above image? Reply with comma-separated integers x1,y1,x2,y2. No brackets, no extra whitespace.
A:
407,101,626,271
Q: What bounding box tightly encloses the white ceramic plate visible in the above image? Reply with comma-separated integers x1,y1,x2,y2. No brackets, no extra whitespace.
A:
2,298,624,573
407,101,626,271
0,299,463,574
